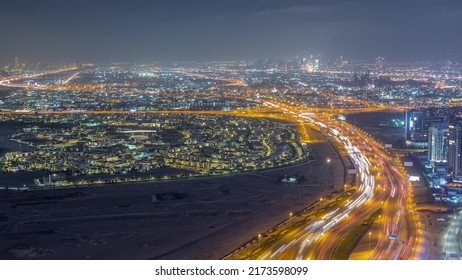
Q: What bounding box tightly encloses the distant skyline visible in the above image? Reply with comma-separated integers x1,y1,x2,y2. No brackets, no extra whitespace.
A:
1,0,462,64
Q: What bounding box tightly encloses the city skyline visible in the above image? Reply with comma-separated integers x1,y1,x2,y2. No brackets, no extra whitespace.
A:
2,0,462,263
1,61,462,260
2,0,462,63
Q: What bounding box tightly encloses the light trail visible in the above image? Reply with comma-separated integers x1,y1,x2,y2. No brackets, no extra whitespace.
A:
234,100,419,260
0,89,419,259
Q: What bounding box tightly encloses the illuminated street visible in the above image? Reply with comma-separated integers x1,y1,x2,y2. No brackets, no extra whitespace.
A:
2,54,462,262
4,3,462,280
444,210,462,259
226,100,420,260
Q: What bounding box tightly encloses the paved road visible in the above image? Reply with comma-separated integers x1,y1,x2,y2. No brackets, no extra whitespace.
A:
444,210,462,260
229,101,419,260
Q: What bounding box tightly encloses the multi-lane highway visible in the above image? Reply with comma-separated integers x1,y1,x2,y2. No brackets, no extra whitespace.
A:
0,67,79,87
444,210,462,260
235,100,420,260
0,70,421,259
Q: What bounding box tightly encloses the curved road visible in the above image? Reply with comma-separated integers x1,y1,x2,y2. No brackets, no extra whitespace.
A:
230,101,420,260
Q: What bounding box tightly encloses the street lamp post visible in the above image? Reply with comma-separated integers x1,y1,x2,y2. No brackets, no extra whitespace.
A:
369,232,372,258
258,234,262,249
289,212,293,229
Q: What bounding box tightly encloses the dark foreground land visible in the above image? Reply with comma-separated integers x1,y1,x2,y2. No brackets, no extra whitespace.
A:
0,129,344,259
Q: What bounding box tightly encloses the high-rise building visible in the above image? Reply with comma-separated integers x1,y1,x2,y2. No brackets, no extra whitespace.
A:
448,116,462,181
375,56,385,69
14,56,19,69
405,110,427,147
405,110,445,148
428,122,449,163
423,116,446,133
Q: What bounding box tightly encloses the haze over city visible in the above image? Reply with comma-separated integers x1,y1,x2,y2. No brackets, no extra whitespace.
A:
1,0,462,63
1,0,462,263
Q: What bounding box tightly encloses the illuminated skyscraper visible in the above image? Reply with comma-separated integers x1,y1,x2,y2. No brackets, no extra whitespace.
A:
428,123,449,163
448,116,462,181
405,110,444,148
405,110,427,147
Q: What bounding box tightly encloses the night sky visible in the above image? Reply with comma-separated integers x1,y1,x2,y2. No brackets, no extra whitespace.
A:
1,0,461,63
